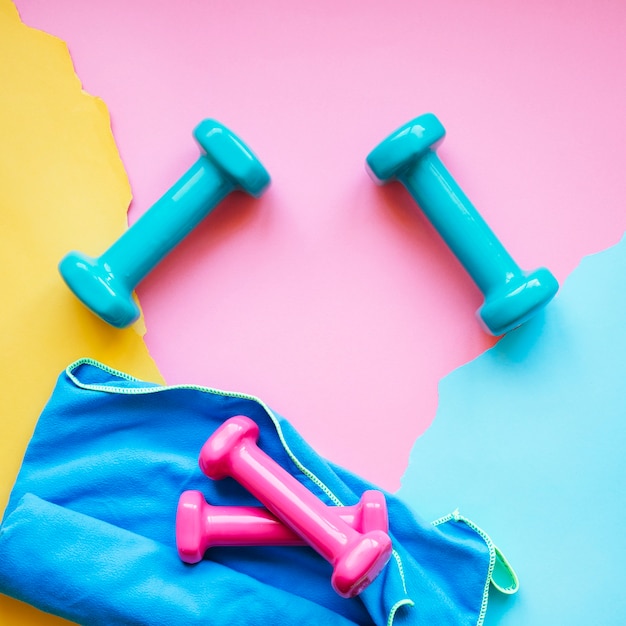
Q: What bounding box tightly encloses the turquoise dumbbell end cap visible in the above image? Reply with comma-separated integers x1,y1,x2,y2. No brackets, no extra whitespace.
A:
194,119,271,198
59,251,139,328
479,267,559,336
365,113,446,184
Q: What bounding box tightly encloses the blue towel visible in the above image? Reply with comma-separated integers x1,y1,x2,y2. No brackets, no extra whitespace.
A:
0,359,517,625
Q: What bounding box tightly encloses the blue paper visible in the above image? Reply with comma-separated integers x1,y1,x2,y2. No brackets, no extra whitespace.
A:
399,233,626,625
0,360,514,625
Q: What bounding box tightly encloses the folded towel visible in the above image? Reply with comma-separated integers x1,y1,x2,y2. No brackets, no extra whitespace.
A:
0,359,517,625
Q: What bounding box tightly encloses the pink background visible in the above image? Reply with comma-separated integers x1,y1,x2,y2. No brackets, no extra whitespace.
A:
14,0,626,490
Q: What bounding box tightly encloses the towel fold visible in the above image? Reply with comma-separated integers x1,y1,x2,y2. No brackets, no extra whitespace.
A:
0,494,358,625
0,359,517,625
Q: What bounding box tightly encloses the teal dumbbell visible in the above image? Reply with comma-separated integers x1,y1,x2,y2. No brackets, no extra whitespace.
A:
366,113,558,336
59,119,270,328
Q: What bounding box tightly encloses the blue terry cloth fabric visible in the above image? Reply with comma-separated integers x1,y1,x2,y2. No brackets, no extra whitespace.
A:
0,359,518,625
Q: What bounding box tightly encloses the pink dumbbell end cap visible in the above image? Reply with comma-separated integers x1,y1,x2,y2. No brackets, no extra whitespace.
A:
332,531,392,597
176,489,205,564
199,416,260,479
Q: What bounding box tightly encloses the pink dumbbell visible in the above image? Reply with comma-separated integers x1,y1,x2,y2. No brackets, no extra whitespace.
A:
176,489,389,564
198,416,393,598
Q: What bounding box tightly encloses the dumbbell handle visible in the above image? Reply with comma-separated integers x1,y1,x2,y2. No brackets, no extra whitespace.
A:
106,160,231,288
403,152,519,295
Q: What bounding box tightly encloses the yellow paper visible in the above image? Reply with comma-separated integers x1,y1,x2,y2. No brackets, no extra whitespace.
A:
0,2,163,622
